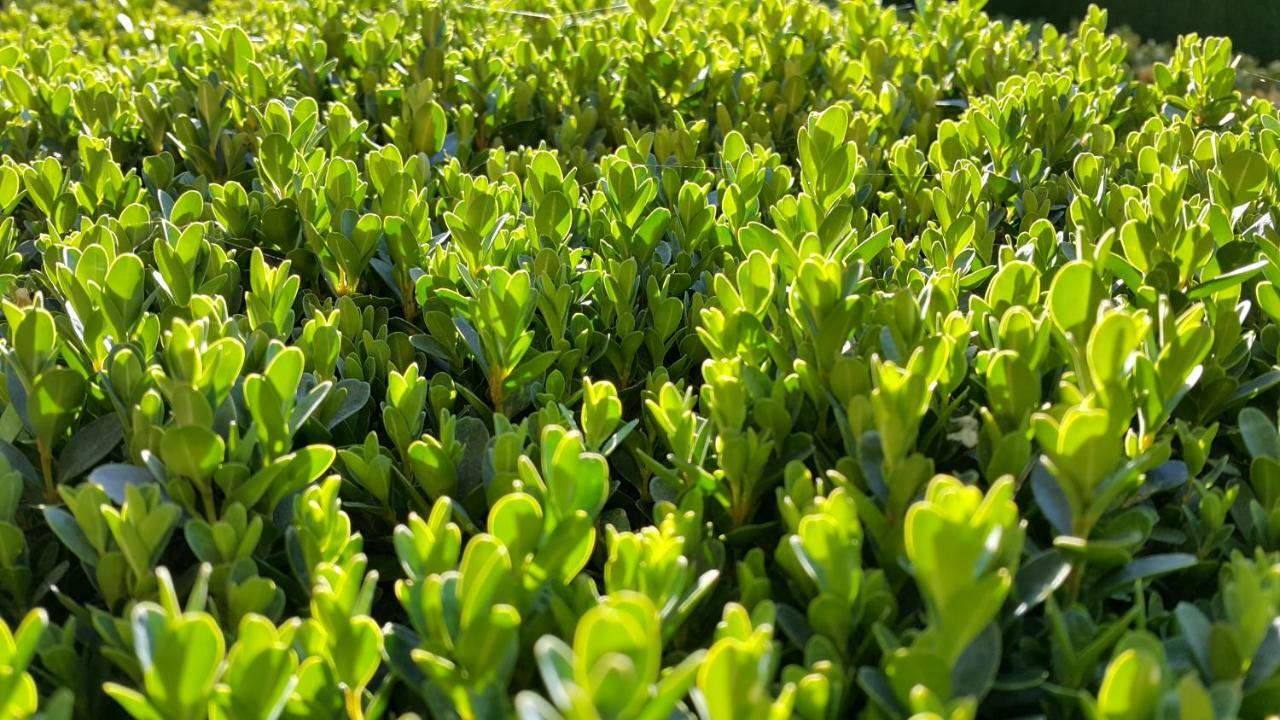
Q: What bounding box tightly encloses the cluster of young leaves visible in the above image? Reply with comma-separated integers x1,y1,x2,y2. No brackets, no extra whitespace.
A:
1,0,1280,717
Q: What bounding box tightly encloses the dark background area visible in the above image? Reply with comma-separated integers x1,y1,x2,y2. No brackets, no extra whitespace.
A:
984,0,1280,62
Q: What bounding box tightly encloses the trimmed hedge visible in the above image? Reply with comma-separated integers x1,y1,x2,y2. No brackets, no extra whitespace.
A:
0,0,1279,719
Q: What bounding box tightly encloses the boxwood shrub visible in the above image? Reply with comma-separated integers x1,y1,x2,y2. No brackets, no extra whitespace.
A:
0,0,1277,718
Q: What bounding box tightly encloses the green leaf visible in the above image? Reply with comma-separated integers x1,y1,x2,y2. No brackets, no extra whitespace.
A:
1240,407,1280,460
161,426,225,480
488,492,543,561
332,616,382,691
1176,602,1214,678
629,0,676,36
44,506,99,566
58,414,123,483
104,684,165,720
146,612,226,717
1188,259,1267,299
1014,549,1072,616
27,368,85,450
1097,648,1163,720
1220,149,1269,205
169,189,205,225
1048,261,1106,344
1094,554,1199,596
88,464,156,504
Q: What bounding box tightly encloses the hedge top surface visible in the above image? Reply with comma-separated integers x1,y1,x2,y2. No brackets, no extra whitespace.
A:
0,0,1279,718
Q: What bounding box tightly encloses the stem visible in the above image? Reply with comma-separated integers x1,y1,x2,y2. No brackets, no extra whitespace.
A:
729,486,749,529
39,442,57,504
403,284,418,323
345,689,364,720
489,367,505,410
395,459,435,519
1067,561,1087,604
199,482,218,522
1067,515,1092,603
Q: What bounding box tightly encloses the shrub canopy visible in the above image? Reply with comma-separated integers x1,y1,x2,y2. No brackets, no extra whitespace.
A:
0,0,1278,718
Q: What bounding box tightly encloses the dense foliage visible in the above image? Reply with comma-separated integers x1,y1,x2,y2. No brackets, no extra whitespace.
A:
0,0,1278,717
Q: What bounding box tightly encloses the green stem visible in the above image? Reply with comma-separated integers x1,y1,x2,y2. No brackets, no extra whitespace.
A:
395,461,435,519
1067,561,1087,604
1067,515,1093,604
39,442,57,504
729,486,749,529
199,481,218,522
345,689,364,720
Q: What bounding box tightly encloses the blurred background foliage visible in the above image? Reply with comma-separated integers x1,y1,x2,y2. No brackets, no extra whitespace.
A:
985,0,1280,62
978,0,1280,102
